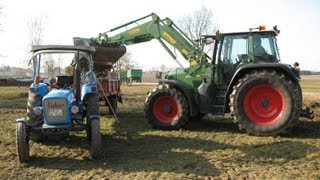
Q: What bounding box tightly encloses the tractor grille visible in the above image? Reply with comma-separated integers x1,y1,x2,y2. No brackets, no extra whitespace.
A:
44,99,68,123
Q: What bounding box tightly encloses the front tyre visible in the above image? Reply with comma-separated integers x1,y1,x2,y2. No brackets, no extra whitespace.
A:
16,122,29,163
229,70,301,136
144,84,189,129
89,119,101,159
85,94,101,159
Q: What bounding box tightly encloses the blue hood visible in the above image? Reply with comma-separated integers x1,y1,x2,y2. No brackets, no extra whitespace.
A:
44,89,74,101
42,89,74,125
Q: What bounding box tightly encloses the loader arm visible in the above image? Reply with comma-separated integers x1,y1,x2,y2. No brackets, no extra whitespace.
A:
92,13,209,68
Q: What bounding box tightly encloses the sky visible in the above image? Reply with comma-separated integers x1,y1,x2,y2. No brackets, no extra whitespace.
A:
0,0,320,71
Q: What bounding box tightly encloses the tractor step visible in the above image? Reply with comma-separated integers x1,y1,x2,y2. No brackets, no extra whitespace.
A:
212,88,227,115
213,105,224,115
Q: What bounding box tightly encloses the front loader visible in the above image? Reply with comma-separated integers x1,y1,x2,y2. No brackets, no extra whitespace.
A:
76,13,313,136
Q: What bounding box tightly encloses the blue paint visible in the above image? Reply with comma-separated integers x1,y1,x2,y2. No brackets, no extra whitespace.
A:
29,83,48,97
81,83,98,100
42,89,74,125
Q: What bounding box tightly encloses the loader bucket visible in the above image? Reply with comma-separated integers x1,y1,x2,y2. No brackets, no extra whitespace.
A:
93,46,126,67
73,37,126,69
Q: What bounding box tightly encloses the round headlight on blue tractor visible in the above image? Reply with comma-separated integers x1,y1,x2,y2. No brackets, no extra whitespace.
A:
33,107,43,115
71,105,79,114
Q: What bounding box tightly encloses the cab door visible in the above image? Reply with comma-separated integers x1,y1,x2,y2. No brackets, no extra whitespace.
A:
216,34,249,86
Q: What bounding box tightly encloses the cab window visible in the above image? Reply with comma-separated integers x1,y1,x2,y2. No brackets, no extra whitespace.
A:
217,34,248,84
253,33,280,62
219,34,248,65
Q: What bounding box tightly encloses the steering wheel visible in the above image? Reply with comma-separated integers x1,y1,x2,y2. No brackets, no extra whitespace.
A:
237,54,248,63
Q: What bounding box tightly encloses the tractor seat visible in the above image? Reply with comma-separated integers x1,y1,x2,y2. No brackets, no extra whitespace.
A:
56,76,74,88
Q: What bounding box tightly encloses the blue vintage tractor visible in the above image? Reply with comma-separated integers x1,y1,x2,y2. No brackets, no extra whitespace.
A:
16,45,101,162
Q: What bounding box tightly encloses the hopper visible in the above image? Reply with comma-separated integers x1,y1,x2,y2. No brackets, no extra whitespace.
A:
73,37,126,69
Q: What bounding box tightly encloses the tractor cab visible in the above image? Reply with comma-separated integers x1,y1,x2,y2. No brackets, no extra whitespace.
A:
210,26,281,85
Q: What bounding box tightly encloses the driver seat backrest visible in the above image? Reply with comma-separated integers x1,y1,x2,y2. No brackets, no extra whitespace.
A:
56,76,74,88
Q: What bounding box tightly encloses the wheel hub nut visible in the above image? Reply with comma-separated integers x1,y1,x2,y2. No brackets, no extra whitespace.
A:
163,104,172,113
261,98,270,108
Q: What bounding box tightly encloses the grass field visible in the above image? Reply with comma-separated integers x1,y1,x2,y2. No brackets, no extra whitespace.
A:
0,76,320,179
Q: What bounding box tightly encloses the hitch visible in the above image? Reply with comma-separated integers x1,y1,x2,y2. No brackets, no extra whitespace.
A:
300,107,315,119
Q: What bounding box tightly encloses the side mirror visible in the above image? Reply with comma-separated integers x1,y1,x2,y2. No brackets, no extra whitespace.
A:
204,37,214,45
155,71,162,79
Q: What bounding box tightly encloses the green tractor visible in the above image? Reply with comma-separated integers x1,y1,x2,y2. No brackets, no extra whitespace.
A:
77,13,313,136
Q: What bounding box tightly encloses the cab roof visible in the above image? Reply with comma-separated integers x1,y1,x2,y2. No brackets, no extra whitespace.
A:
220,30,279,36
220,25,280,36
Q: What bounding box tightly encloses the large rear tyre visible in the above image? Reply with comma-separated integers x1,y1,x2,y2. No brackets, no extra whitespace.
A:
85,94,101,159
27,93,43,142
229,70,301,136
144,84,189,129
16,122,30,163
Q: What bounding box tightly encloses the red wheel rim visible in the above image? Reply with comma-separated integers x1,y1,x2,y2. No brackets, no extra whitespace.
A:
153,96,178,124
243,84,285,125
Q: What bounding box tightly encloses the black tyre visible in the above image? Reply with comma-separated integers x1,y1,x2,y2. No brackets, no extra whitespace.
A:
107,95,117,115
229,70,301,136
16,122,29,163
89,119,101,159
144,84,189,129
27,93,43,142
85,94,101,159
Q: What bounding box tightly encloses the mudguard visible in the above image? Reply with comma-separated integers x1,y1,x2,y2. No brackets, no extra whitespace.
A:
16,118,27,123
29,83,48,97
81,83,98,100
158,79,199,117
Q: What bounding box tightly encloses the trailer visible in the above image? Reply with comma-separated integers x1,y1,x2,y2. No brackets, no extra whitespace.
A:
73,38,126,114
97,71,122,114
127,69,142,83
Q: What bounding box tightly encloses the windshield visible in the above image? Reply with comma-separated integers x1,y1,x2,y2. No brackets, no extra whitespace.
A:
32,53,74,80
31,51,91,82
253,33,280,62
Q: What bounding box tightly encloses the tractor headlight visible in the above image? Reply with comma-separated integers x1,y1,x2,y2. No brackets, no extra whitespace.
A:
91,86,97,92
71,105,79,114
33,107,43,115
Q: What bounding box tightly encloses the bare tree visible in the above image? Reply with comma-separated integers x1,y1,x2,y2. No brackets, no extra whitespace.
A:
0,5,3,31
0,2,7,57
26,16,49,72
0,4,4,58
43,55,55,78
114,51,135,72
64,64,74,75
160,64,166,72
27,16,47,47
177,6,217,48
